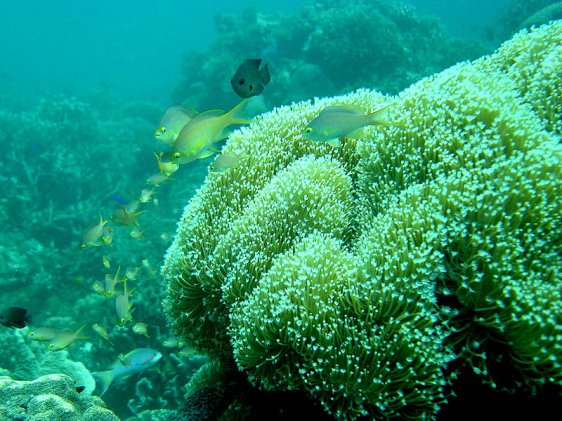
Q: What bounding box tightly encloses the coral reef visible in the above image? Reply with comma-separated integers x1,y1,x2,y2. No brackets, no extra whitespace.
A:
498,0,561,34
0,374,119,420
0,89,209,419
173,0,487,109
163,22,562,419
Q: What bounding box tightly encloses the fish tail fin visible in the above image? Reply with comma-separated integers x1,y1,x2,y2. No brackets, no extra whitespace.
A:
226,99,253,125
260,63,271,85
367,103,393,126
75,324,87,336
92,370,114,396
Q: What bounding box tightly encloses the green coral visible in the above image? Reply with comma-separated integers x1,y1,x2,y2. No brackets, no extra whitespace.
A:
163,23,562,419
0,374,119,421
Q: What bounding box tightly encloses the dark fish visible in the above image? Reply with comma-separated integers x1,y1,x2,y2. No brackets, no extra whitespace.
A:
231,58,270,98
0,307,31,329
75,385,86,393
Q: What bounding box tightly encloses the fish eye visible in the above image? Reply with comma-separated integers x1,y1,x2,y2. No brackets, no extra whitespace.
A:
249,84,253,91
305,127,312,133
160,126,166,133
239,79,244,85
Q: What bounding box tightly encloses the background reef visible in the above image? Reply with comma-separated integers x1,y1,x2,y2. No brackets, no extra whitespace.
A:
172,0,488,110
0,1,560,420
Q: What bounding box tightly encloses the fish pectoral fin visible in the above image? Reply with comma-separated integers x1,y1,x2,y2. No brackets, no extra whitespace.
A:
326,138,341,147
213,127,235,142
260,63,271,84
195,149,218,160
345,128,365,139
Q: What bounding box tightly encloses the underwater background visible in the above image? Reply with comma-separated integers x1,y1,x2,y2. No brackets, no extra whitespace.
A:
0,1,560,420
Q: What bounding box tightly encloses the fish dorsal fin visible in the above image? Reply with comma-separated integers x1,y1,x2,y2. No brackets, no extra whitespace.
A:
195,148,218,160
189,109,224,125
177,105,199,118
246,58,262,67
320,105,365,116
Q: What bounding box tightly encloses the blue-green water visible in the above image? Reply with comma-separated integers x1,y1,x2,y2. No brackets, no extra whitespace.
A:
1,1,560,420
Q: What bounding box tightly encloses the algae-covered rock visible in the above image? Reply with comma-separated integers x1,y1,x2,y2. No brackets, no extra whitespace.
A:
0,374,119,421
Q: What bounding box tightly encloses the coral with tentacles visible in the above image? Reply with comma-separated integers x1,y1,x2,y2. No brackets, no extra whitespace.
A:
163,23,562,419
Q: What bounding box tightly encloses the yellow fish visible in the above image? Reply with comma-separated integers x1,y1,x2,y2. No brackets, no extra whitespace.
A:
154,152,179,176
112,207,145,227
28,327,60,342
146,173,169,186
116,278,134,326
132,322,150,338
92,323,113,345
162,336,185,348
154,105,198,146
303,104,391,146
138,188,155,204
130,226,146,240
210,151,241,173
80,214,110,248
103,266,124,299
48,325,87,351
172,99,252,164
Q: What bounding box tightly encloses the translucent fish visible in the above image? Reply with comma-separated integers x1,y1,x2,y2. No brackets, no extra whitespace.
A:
92,323,113,345
132,322,150,338
154,105,198,146
28,327,59,341
115,278,134,326
80,214,109,248
303,104,391,144
48,324,87,351
210,152,241,173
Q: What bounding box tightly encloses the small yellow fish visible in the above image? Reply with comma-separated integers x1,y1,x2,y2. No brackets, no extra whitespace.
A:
160,232,172,243
92,280,106,296
112,207,145,227
125,266,140,281
138,188,155,204
48,325,87,351
115,278,134,326
210,151,241,173
103,266,125,299
132,322,150,338
141,258,158,279
92,323,113,345
154,105,198,146
28,327,60,342
102,255,111,269
146,173,169,186
303,104,391,145
177,346,198,358
162,336,185,348
80,214,109,248
172,99,252,164
154,152,179,176
130,226,147,240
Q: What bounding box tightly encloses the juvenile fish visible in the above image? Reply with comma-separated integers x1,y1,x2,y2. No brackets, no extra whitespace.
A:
303,104,391,145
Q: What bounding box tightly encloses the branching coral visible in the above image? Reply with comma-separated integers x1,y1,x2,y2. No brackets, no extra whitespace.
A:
163,22,562,419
